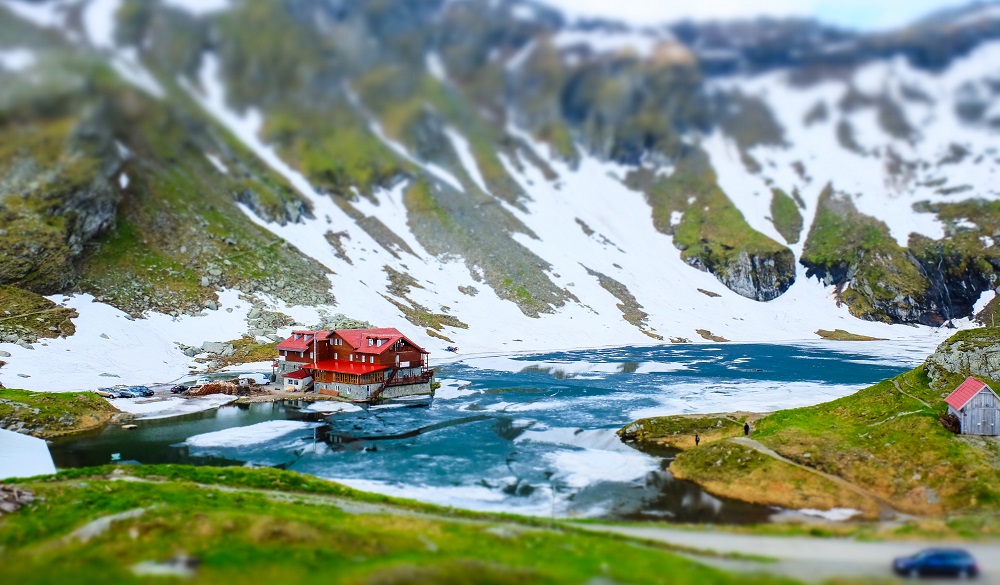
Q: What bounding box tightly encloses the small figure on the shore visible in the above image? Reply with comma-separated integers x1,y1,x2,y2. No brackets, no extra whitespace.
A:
694,432,700,446
744,422,750,436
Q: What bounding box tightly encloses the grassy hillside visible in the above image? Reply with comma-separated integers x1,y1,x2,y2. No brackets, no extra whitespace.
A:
0,465,798,585
621,329,1000,536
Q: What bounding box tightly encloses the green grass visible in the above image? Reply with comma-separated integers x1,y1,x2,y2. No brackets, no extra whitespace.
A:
620,414,745,449
770,189,803,245
627,147,794,299
801,186,928,321
623,328,1000,519
0,465,799,585
0,388,120,438
671,443,878,517
76,86,333,316
749,366,1000,515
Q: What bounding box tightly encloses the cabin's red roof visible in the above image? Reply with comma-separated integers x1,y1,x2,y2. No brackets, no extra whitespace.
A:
946,376,990,411
283,369,312,380
276,330,331,352
304,359,390,375
336,328,428,355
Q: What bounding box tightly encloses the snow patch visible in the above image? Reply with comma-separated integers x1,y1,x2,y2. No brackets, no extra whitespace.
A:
302,401,364,413
82,0,122,49
204,152,229,174
0,48,36,72
0,429,56,479
0,290,256,392
160,0,230,16
545,448,657,489
185,420,317,448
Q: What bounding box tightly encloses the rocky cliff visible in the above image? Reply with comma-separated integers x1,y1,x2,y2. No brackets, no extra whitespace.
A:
925,328,1000,388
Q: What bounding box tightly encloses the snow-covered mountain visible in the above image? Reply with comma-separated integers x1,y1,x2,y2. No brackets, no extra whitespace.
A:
2,0,1000,390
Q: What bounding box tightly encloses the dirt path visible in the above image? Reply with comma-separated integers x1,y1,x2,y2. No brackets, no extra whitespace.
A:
892,379,933,409
582,524,1000,584
729,437,901,520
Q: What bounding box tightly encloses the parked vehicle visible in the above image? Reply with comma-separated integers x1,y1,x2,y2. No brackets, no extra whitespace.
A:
170,385,188,394
114,388,136,398
94,388,115,398
893,549,979,579
128,385,153,397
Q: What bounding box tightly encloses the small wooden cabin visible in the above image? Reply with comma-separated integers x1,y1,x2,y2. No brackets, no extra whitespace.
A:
945,376,1000,436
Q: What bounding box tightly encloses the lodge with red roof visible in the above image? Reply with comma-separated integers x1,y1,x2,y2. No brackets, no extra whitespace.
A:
945,376,1000,436
275,327,433,402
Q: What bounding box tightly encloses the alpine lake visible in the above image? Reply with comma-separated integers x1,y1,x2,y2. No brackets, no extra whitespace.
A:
51,341,926,524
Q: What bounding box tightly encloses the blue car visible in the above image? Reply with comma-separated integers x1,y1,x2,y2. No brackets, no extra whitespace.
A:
893,549,979,579
129,386,153,397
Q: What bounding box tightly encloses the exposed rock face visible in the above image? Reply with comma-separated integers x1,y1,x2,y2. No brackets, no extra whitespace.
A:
716,250,796,302
925,330,1000,388
0,109,122,294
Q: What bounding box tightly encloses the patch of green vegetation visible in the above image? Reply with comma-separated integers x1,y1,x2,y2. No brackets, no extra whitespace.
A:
420,75,527,208
0,389,120,438
624,328,1000,518
748,366,1000,515
671,442,879,517
78,87,334,316
0,110,110,294
626,147,794,301
402,177,452,229
266,105,408,198
801,186,928,321
769,189,803,245
0,465,799,585
815,329,885,341
0,285,77,342
619,414,745,448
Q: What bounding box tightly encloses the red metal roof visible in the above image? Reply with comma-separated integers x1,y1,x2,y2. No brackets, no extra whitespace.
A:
945,376,991,411
276,330,331,352
336,328,428,355
283,369,312,380
303,359,390,375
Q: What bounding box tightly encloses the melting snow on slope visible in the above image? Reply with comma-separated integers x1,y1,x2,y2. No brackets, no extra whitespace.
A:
0,290,255,392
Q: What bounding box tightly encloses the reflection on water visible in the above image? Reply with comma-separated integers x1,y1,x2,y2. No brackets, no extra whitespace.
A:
52,343,913,523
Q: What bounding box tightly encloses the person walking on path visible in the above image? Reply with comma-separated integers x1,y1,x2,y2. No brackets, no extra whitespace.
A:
694,433,700,447
744,422,750,436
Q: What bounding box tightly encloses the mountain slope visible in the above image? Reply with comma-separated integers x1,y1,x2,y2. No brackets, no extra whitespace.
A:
3,0,1000,388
